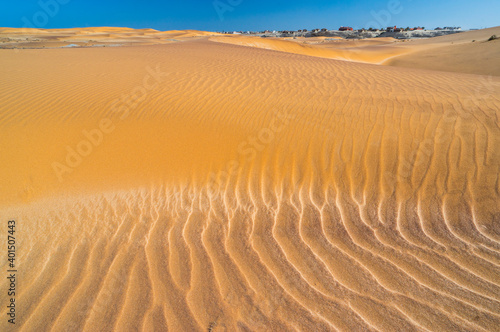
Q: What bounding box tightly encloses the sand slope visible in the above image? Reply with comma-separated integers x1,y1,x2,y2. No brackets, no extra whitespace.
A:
0,34,500,331
210,35,410,63
211,27,500,75
386,26,500,76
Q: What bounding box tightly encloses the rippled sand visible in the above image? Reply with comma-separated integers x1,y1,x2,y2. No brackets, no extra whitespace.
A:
0,28,499,331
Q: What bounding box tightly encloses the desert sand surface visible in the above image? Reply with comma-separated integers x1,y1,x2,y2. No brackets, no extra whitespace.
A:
209,34,411,64
0,27,219,49
210,27,500,76
386,26,500,76
1,27,500,331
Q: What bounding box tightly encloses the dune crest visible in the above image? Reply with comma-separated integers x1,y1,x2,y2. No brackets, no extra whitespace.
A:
0,27,221,49
209,35,410,63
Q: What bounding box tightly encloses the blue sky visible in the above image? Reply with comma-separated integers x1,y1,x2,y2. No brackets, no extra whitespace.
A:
2,0,499,31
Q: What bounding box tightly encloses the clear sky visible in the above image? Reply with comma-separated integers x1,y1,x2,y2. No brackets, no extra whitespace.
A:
2,0,499,31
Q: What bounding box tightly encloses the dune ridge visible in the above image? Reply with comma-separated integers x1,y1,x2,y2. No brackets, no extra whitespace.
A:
0,27,220,49
209,26,500,74
209,35,411,64
2,26,499,76
0,34,499,331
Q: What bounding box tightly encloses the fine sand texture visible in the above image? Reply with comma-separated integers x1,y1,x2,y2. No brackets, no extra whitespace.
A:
1,28,500,331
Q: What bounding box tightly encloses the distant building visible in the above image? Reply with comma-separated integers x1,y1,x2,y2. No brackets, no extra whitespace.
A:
339,26,353,31
386,25,404,32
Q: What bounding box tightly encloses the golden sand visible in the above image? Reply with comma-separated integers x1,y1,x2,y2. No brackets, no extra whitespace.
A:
0,28,220,49
209,35,411,64
0,27,499,331
385,26,500,76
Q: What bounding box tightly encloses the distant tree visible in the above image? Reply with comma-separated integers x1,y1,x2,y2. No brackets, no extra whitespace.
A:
405,27,410,31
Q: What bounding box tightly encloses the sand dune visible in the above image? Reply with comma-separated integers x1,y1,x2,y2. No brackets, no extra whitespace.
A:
210,35,410,63
402,26,500,44
3,26,498,75
0,27,220,49
0,29,500,331
0,28,49,34
386,26,500,75
211,27,500,75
